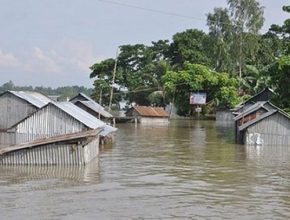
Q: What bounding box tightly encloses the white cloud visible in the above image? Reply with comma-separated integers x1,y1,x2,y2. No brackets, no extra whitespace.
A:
24,47,60,73
0,41,102,87
0,50,21,67
53,41,101,72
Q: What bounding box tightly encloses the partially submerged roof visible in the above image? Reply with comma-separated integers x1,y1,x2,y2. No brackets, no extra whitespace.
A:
236,102,290,131
129,106,169,117
234,101,267,121
233,88,274,111
76,100,113,118
1,90,52,108
70,93,113,118
52,102,105,129
239,110,278,131
70,92,95,103
234,101,281,121
100,124,117,137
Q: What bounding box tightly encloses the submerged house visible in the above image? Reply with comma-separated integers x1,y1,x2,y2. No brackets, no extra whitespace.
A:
0,90,52,130
234,101,290,146
125,106,169,124
70,93,113,120
70,93,117,143
216,88,275,122
0,102,105,165
233,88,274,114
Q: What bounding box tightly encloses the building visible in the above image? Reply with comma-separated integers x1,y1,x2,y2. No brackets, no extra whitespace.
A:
70,93,113,120
70,93,117,142
233,88,274,114
0,102,105,165
234,101,290,146
0,90,52,130
125,106,169,125
216,88,275,123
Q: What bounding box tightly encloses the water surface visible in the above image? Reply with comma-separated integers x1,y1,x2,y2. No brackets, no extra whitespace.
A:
1,120,290,219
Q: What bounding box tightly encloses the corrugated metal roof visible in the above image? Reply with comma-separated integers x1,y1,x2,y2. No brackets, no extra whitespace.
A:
52,102,105,129
100,124,117,137
131,106,169,117
8,91,52,108
234,102,267,121
70,92,95,103
239,110,278,131
233,88,274,111
78,101,113,118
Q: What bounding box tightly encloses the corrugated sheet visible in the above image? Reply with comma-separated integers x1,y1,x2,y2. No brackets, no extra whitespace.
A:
0,131,100,165
8,91,52,108
13,104,86,143
233,88,274,111
0,92,38,129
239,110,277,131
54,102,105,129
7,102,105,144
100,124,117,137
70,93,95,103
234,102,267,121
78,101,113,118
245,113,290,146
129,106,169,117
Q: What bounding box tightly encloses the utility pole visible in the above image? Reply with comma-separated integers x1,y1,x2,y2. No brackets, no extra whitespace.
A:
109,48,119,112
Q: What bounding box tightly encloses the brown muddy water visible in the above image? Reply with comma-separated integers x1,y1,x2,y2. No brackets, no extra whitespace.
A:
0,120,290,220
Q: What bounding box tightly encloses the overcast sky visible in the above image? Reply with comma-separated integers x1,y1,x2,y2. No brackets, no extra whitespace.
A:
0,0,288,88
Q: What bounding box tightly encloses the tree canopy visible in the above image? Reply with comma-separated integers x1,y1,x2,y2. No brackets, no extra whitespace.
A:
89,2,290,115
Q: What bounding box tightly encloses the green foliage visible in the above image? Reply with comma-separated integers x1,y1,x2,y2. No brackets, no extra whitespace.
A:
169,29,210,68
227,0,265,77
207,8,235,73
266,56,290,110
269,5,290,54
162,63,240,115
88,3,288,114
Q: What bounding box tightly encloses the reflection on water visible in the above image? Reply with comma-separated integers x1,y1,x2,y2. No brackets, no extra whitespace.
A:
0,120,290,220
0,158,100,186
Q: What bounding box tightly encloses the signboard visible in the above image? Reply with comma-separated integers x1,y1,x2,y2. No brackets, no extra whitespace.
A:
190,92,207,105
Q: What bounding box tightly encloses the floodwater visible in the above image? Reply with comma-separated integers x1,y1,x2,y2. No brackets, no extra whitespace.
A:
1,120,290,220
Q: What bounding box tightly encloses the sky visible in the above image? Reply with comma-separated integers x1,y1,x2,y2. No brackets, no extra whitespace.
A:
0,0,288,88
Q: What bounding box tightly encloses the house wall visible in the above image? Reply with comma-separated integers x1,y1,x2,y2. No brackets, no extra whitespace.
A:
0,93,37,130
216,110,234,122
139,117,169,125
0,136,99,165
244,113,290,146
12,104,86,143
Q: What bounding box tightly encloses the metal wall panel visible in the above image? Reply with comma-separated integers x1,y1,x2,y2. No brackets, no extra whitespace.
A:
245,113,290,146
0,93,37,129
14,104,85,143
0,136,99,165
216,110,234,122
139,117,169,125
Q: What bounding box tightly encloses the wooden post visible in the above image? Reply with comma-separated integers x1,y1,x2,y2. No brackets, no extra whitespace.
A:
134,118,137,127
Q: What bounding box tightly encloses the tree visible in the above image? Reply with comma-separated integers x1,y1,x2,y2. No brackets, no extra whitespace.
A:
207,8,234,73
162,63,240,115
269,5,290,54
90,43,170,106
168,29,210,68
266,55,290,112
227,0,265,78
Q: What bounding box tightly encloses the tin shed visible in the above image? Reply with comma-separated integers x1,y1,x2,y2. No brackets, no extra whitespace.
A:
70,93,113,119
234,102,290,146
0,90,52,130
125,106,169,124
9,102,105,144
0,102,105,165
